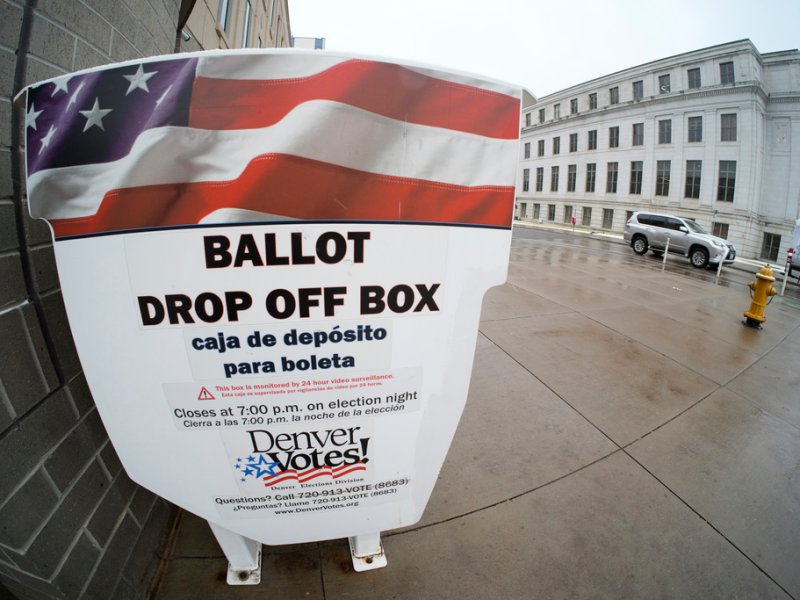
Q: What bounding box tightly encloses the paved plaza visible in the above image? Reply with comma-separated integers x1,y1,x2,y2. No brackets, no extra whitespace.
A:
153,234,800,599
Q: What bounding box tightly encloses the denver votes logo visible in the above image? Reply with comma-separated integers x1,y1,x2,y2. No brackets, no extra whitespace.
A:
234,426,369,487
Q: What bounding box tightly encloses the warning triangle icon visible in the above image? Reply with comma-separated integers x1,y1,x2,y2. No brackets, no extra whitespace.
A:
198,387,215,401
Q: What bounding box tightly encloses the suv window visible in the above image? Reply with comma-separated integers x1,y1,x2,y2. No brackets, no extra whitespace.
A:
684,220,706,234
665,217,684,231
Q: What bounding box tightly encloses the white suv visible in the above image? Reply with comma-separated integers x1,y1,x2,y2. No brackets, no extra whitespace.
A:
623,212,736,268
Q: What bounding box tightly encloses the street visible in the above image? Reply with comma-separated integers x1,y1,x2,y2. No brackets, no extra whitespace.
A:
512,225,800,303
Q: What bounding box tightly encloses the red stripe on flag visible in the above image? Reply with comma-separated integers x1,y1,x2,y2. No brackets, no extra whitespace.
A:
325,464,367,479
262,462,367,487
50,154,514,238
189,60,519,140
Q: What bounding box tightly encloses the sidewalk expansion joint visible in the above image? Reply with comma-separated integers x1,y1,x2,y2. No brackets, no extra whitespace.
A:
481,316,794,595
480,328,623,451
384,449,622,539
581,310,734,387
318,543,327,600
622,450,795,599
620,386,719,450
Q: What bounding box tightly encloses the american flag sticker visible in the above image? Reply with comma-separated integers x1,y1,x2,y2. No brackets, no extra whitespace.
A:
234,454,368,488
24,51,522,240
222,420,373,491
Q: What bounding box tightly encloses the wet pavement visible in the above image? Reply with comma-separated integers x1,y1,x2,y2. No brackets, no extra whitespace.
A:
152,233,800,599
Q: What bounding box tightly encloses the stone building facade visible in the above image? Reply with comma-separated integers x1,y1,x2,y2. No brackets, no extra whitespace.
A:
0,0,290,598
182,0,290,53
517,40,800,261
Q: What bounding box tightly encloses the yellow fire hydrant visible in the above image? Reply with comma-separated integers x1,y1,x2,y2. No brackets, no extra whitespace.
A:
743,265,777,329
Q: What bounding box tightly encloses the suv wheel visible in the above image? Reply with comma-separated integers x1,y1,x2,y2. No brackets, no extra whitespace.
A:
690,247,709,268
632,236,648,255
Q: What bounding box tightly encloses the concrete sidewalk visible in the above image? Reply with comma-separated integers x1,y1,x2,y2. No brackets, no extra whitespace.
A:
152,238,800,599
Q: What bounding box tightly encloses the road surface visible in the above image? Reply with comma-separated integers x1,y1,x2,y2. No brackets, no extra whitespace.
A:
512,226,800,302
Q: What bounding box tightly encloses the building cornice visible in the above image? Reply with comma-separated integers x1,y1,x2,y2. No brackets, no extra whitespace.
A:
524,40,759,107
522,84,768,133
768,93,800,104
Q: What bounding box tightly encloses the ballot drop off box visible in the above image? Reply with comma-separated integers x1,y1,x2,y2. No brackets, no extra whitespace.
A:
21,50,522,583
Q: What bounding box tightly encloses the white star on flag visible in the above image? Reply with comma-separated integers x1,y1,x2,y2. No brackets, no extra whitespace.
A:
26,104,43,130
39,125,56,155
51,76,70,97
79,98,112,132
123,65,157,96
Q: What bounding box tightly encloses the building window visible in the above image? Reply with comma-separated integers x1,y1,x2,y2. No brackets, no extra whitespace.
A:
242,0,252,46
589,93,597,109
524,142,530,159
588,130,597,150
609,86,619,105
720,61,735,85
570,98,578,114
761,233,781,261
582,207,592,226
535,167,544,192
602,208,614,229
537,140,545,157
538,108,545,123
569,133,578,152
712,222,729,239
656,160,671,196
533,203,540,219
632,123,643,146
563,205,573,223
688,116,702,142
721,113,737,141
552,136,560,154
609,126,619,148
630,161,643,194
688,67,701,89
626,210,634,223
548,204,556,221
567,165,577,192
658,74,671,94
658,119,672,144
685,160,702,199
717,160,736,202
520,202,527,218
553,104,561,119
522,168,530,192
606,162,618,193
525,112,531,127
218,0,231,32
633,80,643,101
585,163,596,193
550,167,559,192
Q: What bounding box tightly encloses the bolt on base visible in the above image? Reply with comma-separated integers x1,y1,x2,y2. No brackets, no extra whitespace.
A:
349,533,388,571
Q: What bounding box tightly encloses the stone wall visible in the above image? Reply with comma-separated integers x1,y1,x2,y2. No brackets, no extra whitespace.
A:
0,1,183,598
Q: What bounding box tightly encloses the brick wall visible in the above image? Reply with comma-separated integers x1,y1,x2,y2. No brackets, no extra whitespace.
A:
0,1,182,598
